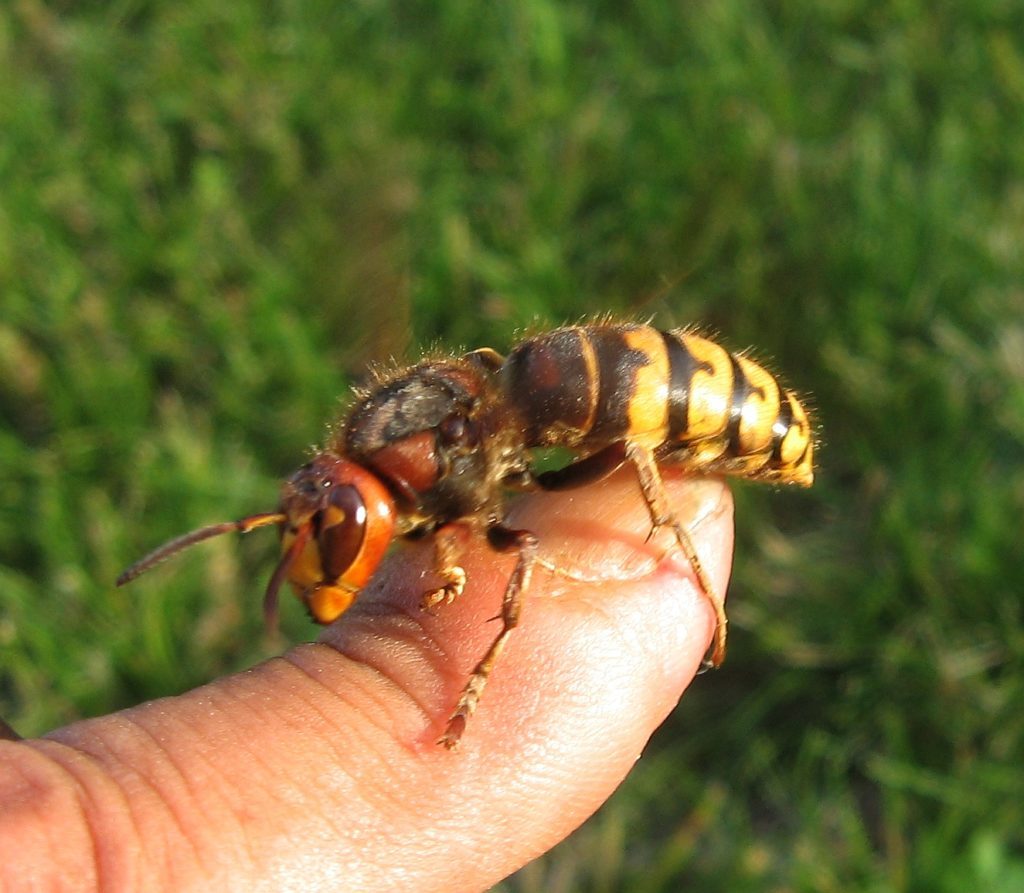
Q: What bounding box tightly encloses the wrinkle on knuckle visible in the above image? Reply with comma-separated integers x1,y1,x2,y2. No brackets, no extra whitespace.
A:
271,653,445,836
6,740,144,889
280,641,436,759
121,716,230,882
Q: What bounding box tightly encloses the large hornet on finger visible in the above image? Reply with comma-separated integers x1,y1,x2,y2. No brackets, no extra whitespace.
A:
119,323,815,747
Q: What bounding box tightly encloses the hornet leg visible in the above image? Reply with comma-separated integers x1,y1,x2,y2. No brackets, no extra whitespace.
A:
421,524,467,610
437,525,538,748
625,441,727,669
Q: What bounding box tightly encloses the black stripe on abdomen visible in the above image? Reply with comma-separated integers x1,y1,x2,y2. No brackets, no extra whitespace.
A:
662,331,711,442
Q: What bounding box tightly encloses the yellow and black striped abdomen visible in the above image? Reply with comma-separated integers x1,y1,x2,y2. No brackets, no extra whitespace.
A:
500,324,814,486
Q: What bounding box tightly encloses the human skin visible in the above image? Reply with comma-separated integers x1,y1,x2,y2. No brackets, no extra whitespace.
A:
0,469,733,893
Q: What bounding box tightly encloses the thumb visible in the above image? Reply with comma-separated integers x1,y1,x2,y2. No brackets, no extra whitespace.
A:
1,469,732,893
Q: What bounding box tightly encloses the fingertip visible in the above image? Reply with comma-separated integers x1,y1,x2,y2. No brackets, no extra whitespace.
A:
331,469,733,764
345,468,734,741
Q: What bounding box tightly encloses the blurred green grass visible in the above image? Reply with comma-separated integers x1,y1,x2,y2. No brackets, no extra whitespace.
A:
2,0,1024,889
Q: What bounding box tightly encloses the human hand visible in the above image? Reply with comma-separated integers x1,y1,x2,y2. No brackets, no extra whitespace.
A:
0,469,732,892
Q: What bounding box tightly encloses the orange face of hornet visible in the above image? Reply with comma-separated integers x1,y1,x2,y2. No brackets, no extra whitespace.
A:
119,324,815,747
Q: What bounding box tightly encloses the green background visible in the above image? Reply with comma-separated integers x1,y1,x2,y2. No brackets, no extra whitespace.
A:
2,2,1023,889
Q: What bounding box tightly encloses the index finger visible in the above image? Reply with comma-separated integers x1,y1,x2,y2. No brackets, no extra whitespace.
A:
7,470,732,893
